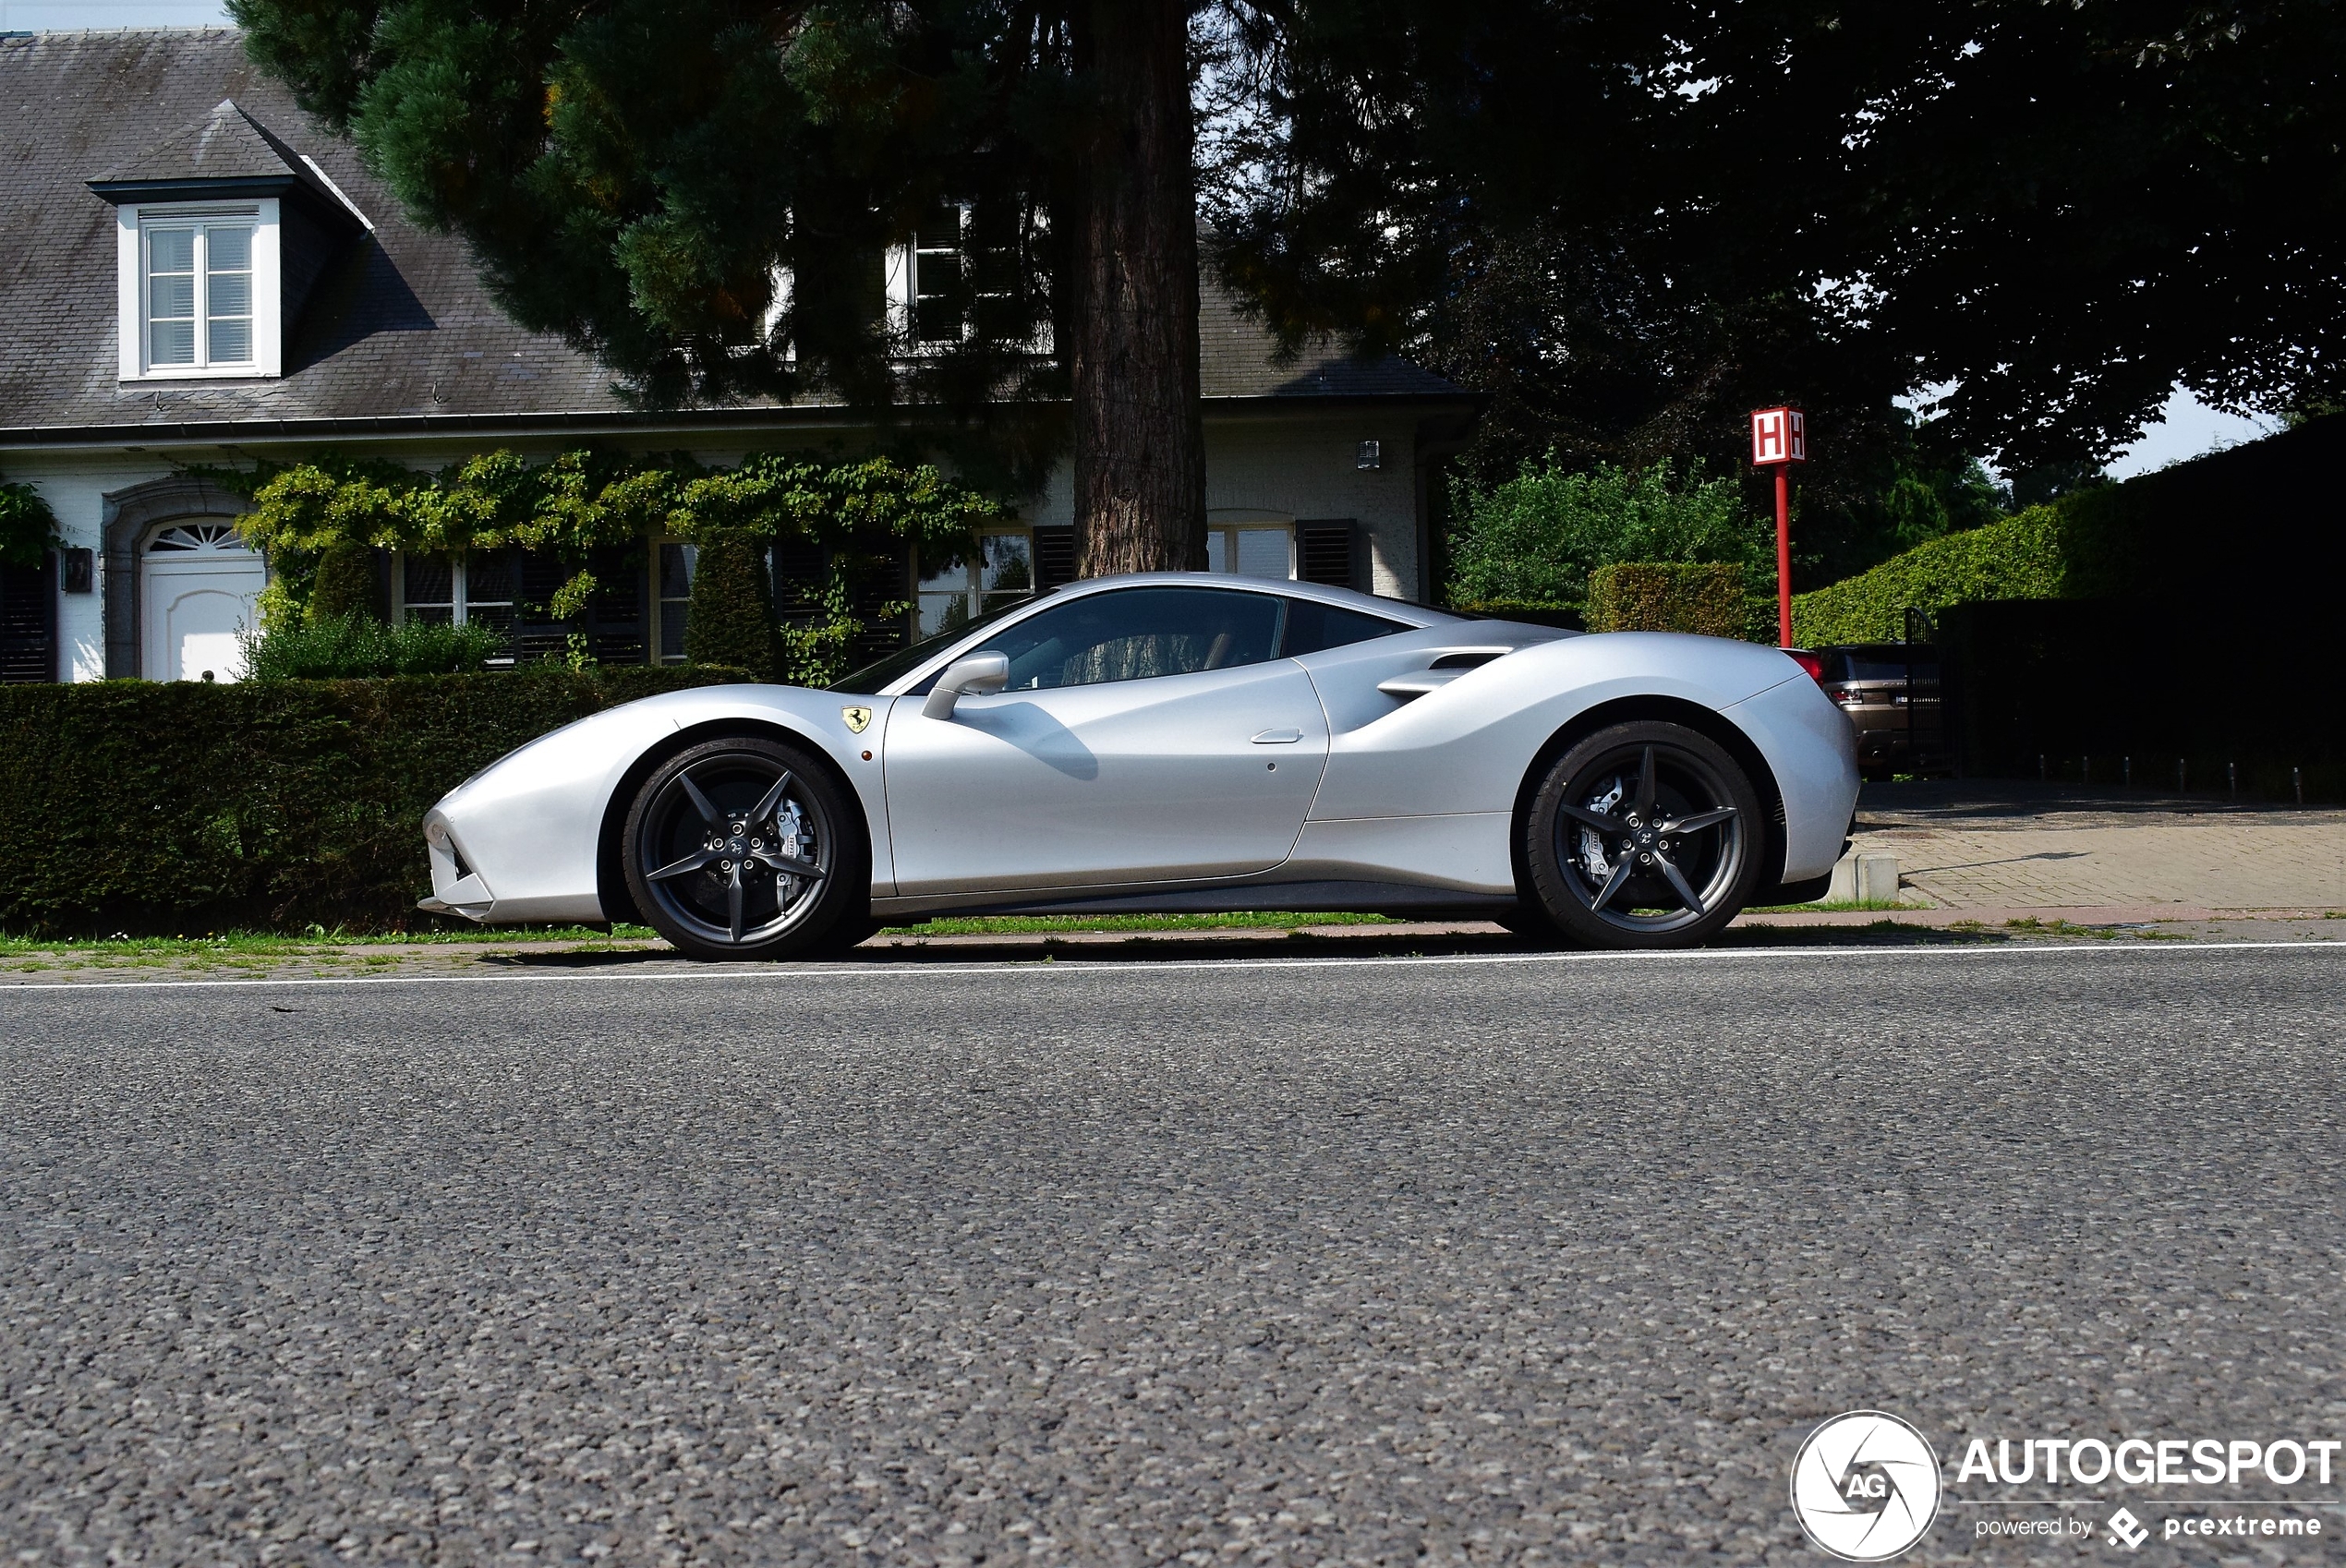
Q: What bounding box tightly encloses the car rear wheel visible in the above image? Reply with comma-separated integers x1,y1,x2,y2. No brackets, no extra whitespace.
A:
1522,721,1762,948
623,736,867,961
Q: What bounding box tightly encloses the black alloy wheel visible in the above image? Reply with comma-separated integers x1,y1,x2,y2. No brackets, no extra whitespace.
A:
1521,721,1763,948
622,736,866,961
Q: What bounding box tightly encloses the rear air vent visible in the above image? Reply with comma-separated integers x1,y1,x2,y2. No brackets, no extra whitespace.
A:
1427,647,1512,670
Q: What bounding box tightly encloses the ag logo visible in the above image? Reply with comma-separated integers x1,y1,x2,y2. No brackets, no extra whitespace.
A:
840,706,873,735
1790,1410,1942,1562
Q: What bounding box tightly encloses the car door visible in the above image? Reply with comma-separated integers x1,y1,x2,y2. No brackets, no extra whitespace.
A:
882,585,1332,895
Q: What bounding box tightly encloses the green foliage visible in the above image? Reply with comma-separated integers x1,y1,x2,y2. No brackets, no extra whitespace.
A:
241,613,507,681
1585,563,1754,638
0,472,60,570
1445,458,1763,611
306,537,387,623
683,530,781,682
1793,508,2072,645
0,666,745,936
209,447,994,675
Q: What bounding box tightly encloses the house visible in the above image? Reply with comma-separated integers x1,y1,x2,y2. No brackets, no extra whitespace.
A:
0,28,1478,684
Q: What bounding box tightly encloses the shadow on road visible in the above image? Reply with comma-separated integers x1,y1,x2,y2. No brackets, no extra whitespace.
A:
479,920,2012,971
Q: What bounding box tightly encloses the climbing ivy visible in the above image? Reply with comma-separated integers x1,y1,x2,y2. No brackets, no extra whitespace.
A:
0,472,61,571
203,449,999,681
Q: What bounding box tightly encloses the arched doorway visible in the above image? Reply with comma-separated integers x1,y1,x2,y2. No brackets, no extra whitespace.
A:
141,523,265,681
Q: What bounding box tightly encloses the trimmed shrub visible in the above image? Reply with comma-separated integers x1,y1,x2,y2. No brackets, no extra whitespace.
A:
683,528,780,681
1445,458,1764,612
0,665,746,936
306,537,387,623
1791,506,2070,645
242,612,506,679
1585,563,1753,637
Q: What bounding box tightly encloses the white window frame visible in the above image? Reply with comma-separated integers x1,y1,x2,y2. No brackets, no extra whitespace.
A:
886,201,1052,356
115,199,282,380
393,549,517,667
1205,518,1297,581
916,524,1037,636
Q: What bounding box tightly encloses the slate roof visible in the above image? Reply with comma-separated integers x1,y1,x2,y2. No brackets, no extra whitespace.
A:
0,28,1468,445
93,96,331,195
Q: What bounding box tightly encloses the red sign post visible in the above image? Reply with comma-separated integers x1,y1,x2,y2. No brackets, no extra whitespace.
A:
1749,407,1807,646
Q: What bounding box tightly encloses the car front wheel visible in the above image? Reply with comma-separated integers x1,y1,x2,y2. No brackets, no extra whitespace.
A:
1521,720,1763,948
622,736,867,961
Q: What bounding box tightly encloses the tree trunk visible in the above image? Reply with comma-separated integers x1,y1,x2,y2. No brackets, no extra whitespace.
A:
1070,0,1207,576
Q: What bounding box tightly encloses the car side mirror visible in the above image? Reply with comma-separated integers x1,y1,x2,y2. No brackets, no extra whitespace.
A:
921,652,1010,719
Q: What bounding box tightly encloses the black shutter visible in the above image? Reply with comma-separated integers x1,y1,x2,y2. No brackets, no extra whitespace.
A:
770,535,828,621
1033,525,1078,591
1297,520,1361,590
0,555,57,683
846,541,914,669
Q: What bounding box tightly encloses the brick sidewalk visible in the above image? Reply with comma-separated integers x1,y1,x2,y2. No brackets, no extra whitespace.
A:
1852,780,2346,911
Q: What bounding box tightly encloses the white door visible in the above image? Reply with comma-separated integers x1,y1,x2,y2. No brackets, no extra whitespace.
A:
142,524,265,681
881,585,1332,895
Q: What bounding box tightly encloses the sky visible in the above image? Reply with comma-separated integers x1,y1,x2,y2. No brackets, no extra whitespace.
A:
0,0,228,25
4,0,2300,481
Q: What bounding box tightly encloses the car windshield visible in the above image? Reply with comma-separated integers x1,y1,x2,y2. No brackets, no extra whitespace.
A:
828,599,1034,694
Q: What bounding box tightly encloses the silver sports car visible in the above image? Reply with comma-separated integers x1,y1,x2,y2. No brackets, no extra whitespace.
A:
420,573,1856,958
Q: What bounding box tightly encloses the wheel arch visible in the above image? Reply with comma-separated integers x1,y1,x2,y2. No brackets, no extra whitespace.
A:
1507,694,1792,903
596,717,871,926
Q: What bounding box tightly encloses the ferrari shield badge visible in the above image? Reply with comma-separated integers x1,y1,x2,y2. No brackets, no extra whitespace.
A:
840,706,873,735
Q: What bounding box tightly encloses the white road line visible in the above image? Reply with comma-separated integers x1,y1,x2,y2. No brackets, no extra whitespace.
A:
2,939,2338,994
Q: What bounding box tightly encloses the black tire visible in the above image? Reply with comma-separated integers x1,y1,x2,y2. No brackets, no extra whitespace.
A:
622,736,868,961
1521,720,1763,949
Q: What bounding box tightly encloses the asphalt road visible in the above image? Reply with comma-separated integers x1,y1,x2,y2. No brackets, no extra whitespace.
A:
4,944,2343,1566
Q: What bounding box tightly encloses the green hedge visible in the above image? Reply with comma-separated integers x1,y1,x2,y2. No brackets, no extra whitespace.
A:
0,665,747,937
1584,562,1753,637
1790,506,2071,645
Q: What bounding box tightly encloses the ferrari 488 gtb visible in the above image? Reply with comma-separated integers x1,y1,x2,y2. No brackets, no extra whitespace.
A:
420,573,1856,958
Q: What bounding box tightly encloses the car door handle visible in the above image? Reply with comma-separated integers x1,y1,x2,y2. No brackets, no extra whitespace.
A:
1251,728,1303,744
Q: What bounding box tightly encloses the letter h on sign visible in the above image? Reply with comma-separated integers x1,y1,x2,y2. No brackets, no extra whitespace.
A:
1751,407,1807,465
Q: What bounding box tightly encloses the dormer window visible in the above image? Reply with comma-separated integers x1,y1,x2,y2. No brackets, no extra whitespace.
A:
88,99,365,384
137,209,269,373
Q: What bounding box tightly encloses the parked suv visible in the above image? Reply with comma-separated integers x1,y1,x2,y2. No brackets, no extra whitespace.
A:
1818,644,1941,778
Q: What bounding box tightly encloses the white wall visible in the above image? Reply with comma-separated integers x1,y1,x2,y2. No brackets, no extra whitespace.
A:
1022,408,1431,598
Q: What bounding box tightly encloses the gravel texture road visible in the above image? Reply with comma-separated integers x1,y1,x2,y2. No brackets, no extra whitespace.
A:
4,943,2343,1566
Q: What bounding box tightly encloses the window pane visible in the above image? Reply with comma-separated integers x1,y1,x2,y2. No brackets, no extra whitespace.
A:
150,320,195,365
149,229,194,273
1281,599,1409,657
1205,532,1226,573
404,552,454,609
1234,527,1291,580
208,271,251,317
465,551,513,606
971,586,1282,690
150,273,194,320
206,224,252,271
978,533,1031,594
918,548,969,596
207,319,252,363
919,592,973,638
915,205,961,252
659,542,696,600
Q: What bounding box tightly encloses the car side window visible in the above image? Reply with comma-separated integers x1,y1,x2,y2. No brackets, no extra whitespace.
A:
970,586,1285,691
1280,598,1409,657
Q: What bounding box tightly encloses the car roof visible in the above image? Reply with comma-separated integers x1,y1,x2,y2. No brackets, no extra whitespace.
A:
865,571,1457,696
